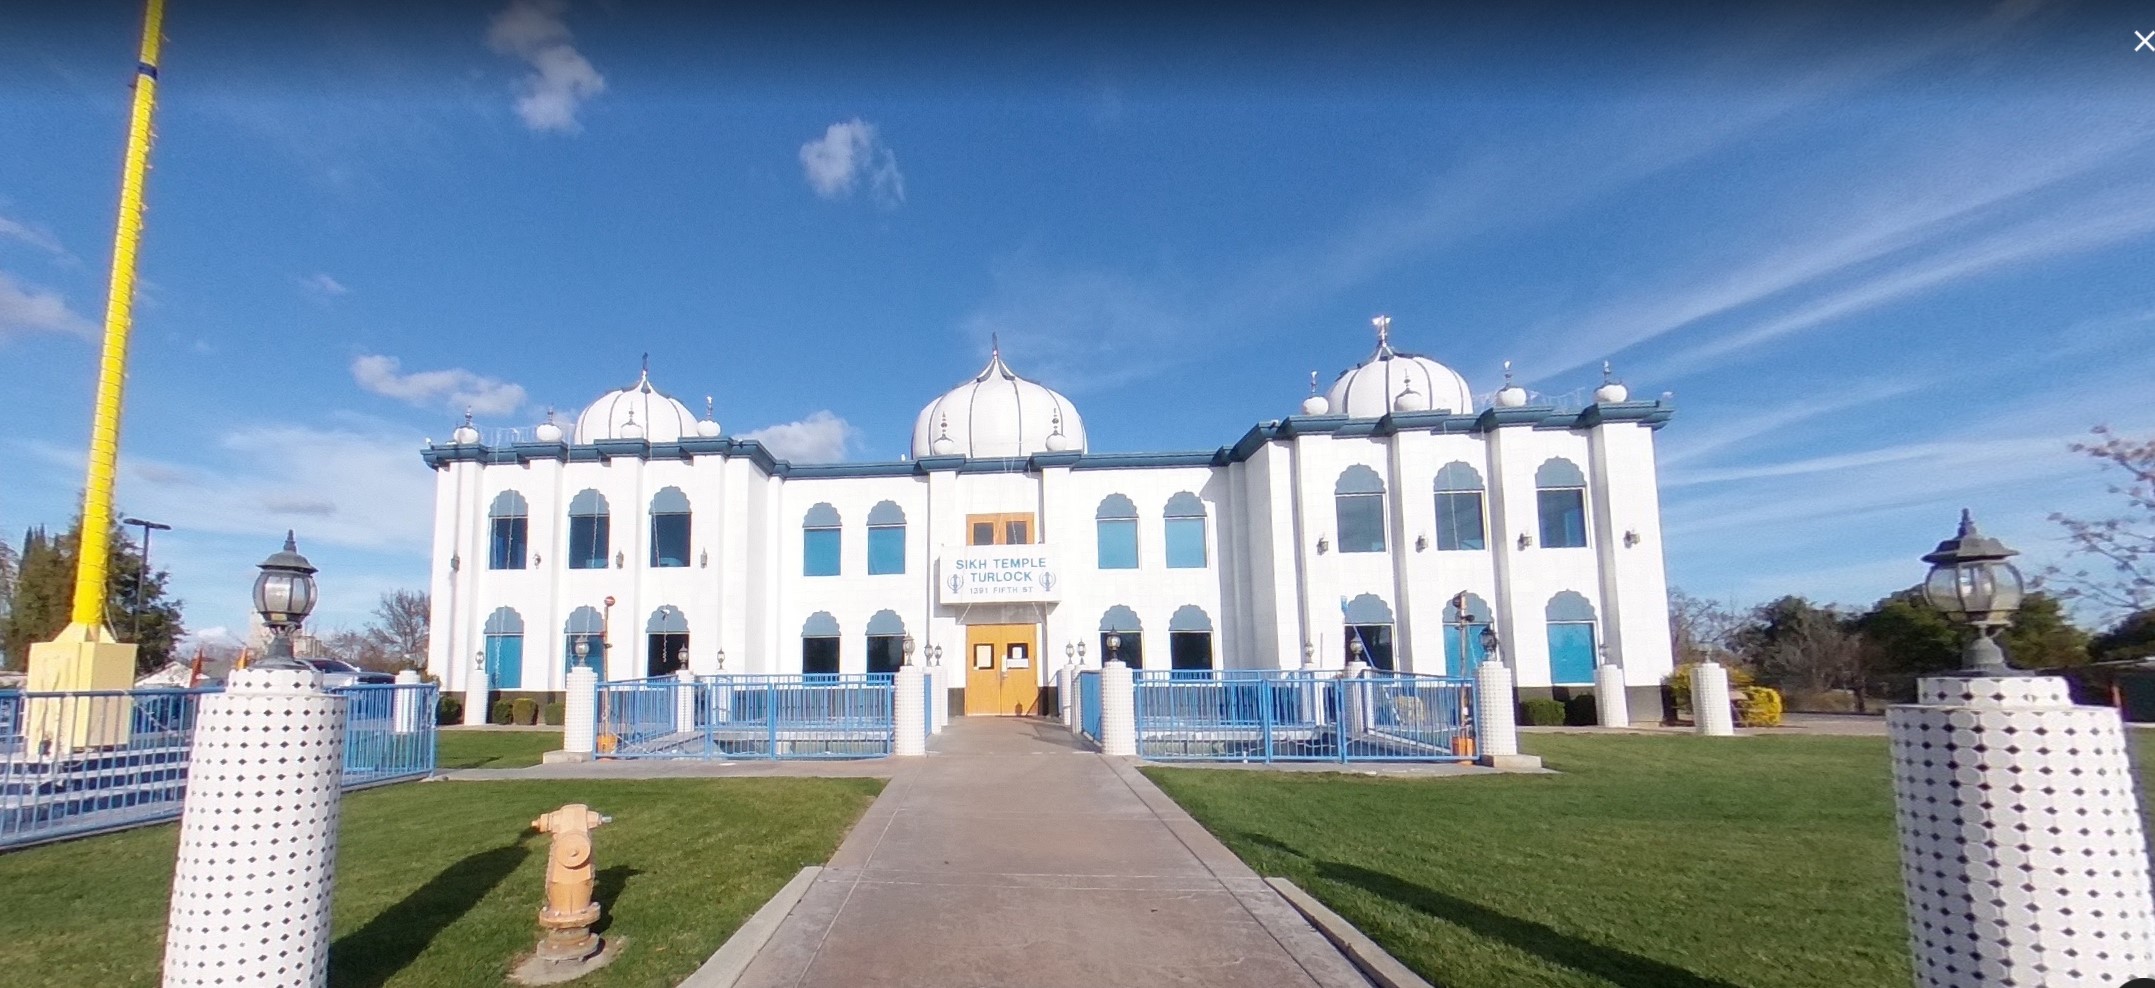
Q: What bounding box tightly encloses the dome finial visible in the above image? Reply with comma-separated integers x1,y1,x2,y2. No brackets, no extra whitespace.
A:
1308,370,1319,395
462,406,474,427
1602,360,1614,384
991,332,1000,359
544,406,556,423
705,395,714,418
1373,314,1391,353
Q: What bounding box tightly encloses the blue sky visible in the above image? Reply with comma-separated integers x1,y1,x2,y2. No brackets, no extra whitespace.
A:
2,0,2152,642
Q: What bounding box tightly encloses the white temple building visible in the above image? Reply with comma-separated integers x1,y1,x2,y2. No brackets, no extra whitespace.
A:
422,318,1676,716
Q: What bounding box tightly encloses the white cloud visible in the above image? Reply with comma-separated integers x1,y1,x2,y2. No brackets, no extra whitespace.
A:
300,273,350,297
351,354,526,416
740,411,859,463
485,0,606,134
798,118,905,207
0,270,95,341
0,215,66,258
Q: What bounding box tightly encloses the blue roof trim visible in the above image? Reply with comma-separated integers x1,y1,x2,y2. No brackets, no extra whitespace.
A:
417,401,1677,471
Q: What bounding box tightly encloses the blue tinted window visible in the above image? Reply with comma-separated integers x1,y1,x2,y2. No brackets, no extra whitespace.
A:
1537,489,1587,548
1165,518,1206,568
568,515,608,569
490,516,528,569
650,513,690,567
804,527,841,576
1435,491,1485,550
1097,519,1138,569
1336,493,1386,553
867,525,905,575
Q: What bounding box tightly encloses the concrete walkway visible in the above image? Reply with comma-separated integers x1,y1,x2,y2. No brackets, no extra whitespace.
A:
725,717,1374,988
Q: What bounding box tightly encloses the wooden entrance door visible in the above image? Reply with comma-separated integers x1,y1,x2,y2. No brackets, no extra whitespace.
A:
965,623,1041,716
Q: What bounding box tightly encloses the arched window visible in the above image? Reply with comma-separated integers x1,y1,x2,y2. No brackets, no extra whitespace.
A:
646,605,689,676
483,606,524,689
866,501,906,575
801,611,841,675
865,609,906,674
1342,593,1395,671
803,503,841,577
1335,466,1387,553
1535,459,1589,549
1442,593,1493,678
1168,605,1214,673
1163,492,1208,569
1545,591,1598,684
1434,463,1486,551
488,491,529,570
1096,494,1139,570
563,606,604,673
649,487,691,568
568,490,610,569
1099,605,1144,669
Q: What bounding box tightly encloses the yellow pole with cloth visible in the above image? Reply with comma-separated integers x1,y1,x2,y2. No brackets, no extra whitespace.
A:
28,0,168,733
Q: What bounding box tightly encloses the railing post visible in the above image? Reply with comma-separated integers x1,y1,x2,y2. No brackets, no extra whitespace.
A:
1339,661,1370,762
673,669,695,735
1058,664,1076,729
162,667,348,987
1691,661,1735,736
1593,663,1630,729
1474,660,1540,770
1889,675,2155,986
894,665,926,757
1259,674,1275,764
563,666,597,758
1100,661,1136,757
392,670,422,734
462,663,488,727
767,680,779,760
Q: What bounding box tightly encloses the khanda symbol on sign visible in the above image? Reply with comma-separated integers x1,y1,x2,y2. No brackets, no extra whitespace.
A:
1040,571,1057,593
947,573,964,595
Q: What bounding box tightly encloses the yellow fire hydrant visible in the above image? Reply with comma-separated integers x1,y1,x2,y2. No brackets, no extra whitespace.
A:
531,803,611,964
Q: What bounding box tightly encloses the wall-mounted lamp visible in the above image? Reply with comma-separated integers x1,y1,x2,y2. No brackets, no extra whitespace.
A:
1517,533,1534,550
449,553,461,573
1415,533,1430,552
1316,535,1331,554
699,549,709,568
715,647,726,672
1623,529,1641,548
533,553,542,566
614,550,626,569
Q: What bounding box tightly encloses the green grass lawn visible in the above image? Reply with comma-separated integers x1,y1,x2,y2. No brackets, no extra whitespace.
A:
1147,733,2155,988
436,729,564,769
0,775,880,987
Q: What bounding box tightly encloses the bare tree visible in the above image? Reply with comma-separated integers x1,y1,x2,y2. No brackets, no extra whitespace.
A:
365,590,430,670
1669,587,1743,668
2048,427,2155,618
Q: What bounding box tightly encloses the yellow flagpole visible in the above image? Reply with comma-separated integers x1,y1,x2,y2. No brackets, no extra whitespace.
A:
29,0,166,704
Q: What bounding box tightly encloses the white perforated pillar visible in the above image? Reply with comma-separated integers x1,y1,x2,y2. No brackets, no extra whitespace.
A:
894,665,926,757
463,660,488,727
393,669,423,734
162,667,348,988
1889,675,2155,987
1475,660,1519,759
564,665,597,755
1099,660,1136,757
1341,661,1372,738
1058,665,1076,728
674,669,696,732
1593,663,1630,729
1691,662,1734,736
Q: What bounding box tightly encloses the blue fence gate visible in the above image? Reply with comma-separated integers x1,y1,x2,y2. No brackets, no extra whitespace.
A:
1129,670,1475,763
597,674,896,760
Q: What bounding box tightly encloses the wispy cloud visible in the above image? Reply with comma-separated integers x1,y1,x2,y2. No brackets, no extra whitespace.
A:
351,354,526,417
740,411,859,463
956,261,1196,393
1657,378,1930,469
300,272,350,298
0,215,67,259
485,0,606,134
0,270,95,342
798,118,905,208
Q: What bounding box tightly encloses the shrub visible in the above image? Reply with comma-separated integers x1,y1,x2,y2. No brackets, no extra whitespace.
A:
1663,662,1756,718
512,697,539,726
1563,694,1598,727
1735,686,1785,727
437,694,463,725
489,699,514,725
543,702,565,726
1519,698,1566,726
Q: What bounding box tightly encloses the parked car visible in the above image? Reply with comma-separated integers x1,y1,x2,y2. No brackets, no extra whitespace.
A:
299,658,396,688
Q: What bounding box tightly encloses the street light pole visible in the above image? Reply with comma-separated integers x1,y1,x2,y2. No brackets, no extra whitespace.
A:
120,516,170,642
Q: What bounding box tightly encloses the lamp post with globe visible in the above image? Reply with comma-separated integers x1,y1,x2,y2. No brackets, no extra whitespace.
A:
1918,509,2027,676
251,532,318,669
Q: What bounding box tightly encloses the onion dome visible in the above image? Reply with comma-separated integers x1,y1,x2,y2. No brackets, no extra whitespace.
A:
574,364,696,444
450,410,480,445
911,341,1086,458
695,396,721,438
1494,360,1529,408
534,408,564,444
1299,370,1331,416
1393,379,1429,413
1593,361,1630,403
1327,315,1473,417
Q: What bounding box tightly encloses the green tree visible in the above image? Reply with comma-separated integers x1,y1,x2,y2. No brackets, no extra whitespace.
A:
0,517,185,674
1731,596,1868,705
1999,592,2090,669
2091,609,2155,663
1855,586,2086,700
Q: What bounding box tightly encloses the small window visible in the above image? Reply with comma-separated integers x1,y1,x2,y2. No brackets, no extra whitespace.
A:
1535,459,1588,549
567,489,610,570
971,521,996,545
1163,492,1207,569
866,609,906,674
802,611,841,675
1099,604,1144,669
1434,463,1486,551
1096,495,1139,569
1335,465,1387,553
866,501,906,575
650,487,691,568
1005,519,1030,545
803,502,841,577
488,491,529,570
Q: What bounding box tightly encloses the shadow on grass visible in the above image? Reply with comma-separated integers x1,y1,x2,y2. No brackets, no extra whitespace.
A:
591,865,642,936
1312,860,1749,988
330,841,531,988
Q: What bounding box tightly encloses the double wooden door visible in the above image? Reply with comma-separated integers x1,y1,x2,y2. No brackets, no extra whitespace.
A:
965,623,1041,716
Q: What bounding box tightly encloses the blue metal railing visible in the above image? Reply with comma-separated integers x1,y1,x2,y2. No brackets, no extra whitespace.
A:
1131,670,1474,763
0,682,440,850
1077,671,1102,741
598,674,895,760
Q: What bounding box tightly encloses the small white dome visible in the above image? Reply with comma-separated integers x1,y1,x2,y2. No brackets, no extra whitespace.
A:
575,368,696,444
1393,381,1429,413
451,423,480,445
696,418,721,438
912,347,1086,458
1595,382,1630,403
1300,394,1331,416
534,420,564,443
1496,384,1529,408
1327,320,1472,417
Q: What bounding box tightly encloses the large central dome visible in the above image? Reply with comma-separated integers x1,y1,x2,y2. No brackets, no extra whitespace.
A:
574,368,698,444
911,348,1086,458
1327,318,1473,417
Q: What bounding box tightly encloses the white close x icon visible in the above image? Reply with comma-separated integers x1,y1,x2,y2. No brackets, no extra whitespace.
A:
2138,29,2155,51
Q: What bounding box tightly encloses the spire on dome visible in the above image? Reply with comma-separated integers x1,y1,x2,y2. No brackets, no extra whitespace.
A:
991,332,1000,359
1602,360,1614,384
1373,314,1391,352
